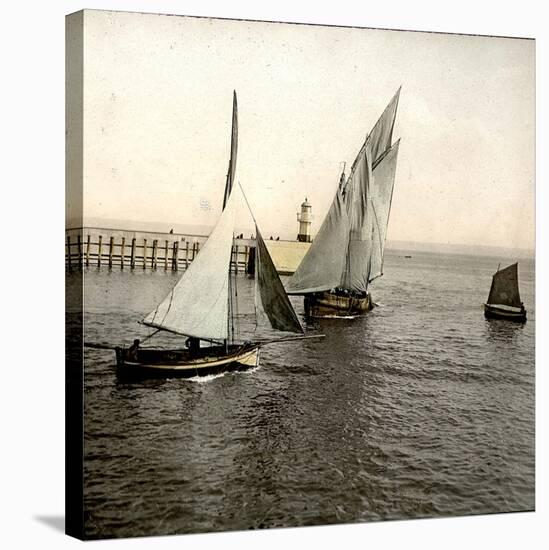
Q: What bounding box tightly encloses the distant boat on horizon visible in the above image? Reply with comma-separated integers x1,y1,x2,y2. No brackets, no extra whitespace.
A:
286,88,401,317
484,262,527,323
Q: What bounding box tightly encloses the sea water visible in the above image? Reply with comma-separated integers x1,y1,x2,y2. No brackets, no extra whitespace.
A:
68,248,535,538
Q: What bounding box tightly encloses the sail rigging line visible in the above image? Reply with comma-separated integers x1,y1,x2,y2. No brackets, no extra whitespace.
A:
228,240,238,345
237,181,258,226
235,181,258,330
233,245,240,342
157,288,175,327
227,271,233,345
142,287,174,329
254,334,325,345
141,328,161,344
137,320,224,345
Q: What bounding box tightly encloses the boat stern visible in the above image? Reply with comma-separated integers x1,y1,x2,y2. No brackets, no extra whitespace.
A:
304,291,374,318
114,347,127,367
236,346,260,368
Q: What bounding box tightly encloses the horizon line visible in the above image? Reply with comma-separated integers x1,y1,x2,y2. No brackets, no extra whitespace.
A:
65,224,535,255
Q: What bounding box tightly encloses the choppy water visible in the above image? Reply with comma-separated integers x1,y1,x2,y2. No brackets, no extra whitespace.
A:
68,249,535,539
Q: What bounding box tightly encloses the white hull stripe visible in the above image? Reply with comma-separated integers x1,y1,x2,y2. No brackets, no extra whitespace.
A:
123,347,259,371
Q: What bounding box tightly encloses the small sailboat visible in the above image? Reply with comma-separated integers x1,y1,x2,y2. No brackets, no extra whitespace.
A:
286,88,401,317
484,262,527,323
115,92,310,378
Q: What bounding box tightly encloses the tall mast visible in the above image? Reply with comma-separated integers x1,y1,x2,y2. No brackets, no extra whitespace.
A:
223,91,238,211
224,92,239,345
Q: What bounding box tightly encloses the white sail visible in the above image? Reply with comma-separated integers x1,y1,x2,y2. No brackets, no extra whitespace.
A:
368,140,400,281
341,140,374,293
286,187,350,295
142,192,237,340
342,88,400,198
369,87,401,166
337,89,400,292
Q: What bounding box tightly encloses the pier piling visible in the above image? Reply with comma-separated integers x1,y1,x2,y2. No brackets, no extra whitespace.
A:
67,236,72,271
97,236,102,267
108,236,114,268
130,238,136,269
120,237,125,269
86,235,90,267
143,239,147,270
65,230,293,274
77,235,82,267
173,241,179,271
152,239,158,269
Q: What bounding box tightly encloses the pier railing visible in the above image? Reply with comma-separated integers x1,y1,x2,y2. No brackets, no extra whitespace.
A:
65,232,254,273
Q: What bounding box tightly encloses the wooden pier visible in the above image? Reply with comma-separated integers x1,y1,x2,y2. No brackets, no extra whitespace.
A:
66,229,252,273
65,227,310,275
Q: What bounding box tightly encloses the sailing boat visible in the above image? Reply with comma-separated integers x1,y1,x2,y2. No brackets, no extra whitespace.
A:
484,262,527,322
286,88,401,317
115,92,306,378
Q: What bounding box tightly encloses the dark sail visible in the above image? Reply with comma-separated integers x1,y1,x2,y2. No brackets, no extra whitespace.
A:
255,226,303,333
222,91,238,210
487,263,522,308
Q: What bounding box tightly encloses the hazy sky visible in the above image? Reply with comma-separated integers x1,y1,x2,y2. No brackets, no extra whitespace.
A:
76,10,535,250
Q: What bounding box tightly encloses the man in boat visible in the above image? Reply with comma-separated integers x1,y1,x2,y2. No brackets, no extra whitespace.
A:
128,339,140,361
185,337,200,356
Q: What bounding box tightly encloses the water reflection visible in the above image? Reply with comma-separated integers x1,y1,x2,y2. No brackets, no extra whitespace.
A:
484,318,525,342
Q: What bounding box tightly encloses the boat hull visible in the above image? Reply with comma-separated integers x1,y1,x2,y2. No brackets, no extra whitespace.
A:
484,304,526,323
304,291,373,318
115,344,260,379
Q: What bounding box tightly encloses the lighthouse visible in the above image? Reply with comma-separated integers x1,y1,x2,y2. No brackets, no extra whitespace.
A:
297,198,313,243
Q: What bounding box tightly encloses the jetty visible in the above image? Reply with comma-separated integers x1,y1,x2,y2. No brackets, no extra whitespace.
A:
65,226,310,275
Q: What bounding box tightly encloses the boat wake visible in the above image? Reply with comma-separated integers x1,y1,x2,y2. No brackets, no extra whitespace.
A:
185,365,260,383
313,314,359,320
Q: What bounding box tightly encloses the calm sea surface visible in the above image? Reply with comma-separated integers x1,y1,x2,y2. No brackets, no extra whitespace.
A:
69,249,535,539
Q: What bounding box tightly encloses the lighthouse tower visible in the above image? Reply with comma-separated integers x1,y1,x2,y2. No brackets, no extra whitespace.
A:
297,198,313,243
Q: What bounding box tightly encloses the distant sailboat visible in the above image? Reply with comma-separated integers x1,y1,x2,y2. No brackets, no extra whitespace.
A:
484,262,527,323
286,88,401,317
115,92,310,378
